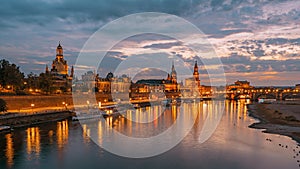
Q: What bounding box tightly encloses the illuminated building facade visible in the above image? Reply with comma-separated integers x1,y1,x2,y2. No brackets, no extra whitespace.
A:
46,42,73,93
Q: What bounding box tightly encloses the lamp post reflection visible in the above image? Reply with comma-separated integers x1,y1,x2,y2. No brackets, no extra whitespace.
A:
57,120,69,150
82,124,90,143
5,133,14,168
26,127,41,158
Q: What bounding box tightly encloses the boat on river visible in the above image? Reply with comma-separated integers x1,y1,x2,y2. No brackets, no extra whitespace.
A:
0,125,12,133
73,106,123,121
72,108,105,121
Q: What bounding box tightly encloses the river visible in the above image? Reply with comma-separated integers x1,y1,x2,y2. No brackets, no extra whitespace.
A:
0,100,299,169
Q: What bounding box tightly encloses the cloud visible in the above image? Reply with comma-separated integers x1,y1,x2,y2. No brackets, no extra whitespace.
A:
0,0,300,85
143,41,183,49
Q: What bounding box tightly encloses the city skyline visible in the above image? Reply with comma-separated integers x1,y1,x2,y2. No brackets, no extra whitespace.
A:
1,41,298,87
0,0,300,86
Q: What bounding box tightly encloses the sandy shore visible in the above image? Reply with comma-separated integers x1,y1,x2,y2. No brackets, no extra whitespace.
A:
247,101,300,143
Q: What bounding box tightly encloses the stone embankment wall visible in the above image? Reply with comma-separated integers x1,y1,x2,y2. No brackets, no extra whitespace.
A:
0,93,117,110
1,95,74,110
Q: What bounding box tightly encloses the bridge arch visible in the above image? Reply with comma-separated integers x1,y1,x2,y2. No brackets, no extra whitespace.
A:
282,93,300,100
254,93,276,101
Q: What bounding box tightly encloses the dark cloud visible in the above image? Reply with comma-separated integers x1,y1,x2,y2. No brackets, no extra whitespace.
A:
143,41,182,49
219,53,300,73
265,38,300,45
221,53,251,64
133,68,168,82
0,0,205,27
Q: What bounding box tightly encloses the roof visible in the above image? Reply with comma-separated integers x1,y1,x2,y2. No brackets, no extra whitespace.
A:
236,80,249,84
136,79,165,85
57,42,62,49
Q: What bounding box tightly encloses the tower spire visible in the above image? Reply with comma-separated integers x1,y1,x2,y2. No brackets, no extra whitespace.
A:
45,64,49,73
193,60,200,88
194,60,198,73
56,41,63,57
172,60,175,71
170,61,177,83
70,65,74,77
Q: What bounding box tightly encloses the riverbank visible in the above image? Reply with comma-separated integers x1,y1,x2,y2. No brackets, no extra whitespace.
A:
0,111,74,132
247,102,300,143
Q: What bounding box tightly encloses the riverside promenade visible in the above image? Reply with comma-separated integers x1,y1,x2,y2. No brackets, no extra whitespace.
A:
0,94,161,131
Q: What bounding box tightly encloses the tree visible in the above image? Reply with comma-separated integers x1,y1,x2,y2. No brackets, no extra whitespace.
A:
39,72,53,94
0,59,25,91
0,98,7,113
26,72,39,90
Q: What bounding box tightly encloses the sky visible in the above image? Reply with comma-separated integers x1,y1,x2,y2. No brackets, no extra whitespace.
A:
0,0,299,86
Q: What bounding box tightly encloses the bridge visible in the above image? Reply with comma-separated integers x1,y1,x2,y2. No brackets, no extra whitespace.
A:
226,87,300,101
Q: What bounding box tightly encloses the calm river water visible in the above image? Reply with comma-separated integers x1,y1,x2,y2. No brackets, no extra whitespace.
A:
0,100,299,169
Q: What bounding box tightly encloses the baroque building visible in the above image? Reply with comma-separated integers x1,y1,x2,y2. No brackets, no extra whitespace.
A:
130,62,180,100
46,42,73,93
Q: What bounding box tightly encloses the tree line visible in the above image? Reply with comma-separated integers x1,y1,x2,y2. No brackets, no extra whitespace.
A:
0,59,54,95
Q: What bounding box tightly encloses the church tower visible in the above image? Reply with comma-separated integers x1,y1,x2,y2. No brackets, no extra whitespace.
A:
193,61,201,89
70,65,74,78
167,73,171,81
170,61,177,84
45,65,49,74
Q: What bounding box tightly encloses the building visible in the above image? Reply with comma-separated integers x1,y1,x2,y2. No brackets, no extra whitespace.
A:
183,61,201,97
130,62,180,100
165,62,180,92
46,42,73,93
81,71,96,92
111,74,131,93
296,84,300,91
226,80,253,99
131,79,166,100
227,80,252,91
51,42,68,75
234,80,250,88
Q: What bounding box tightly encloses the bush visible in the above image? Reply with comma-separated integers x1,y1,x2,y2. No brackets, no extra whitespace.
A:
0,98,7,113
285,115,299,122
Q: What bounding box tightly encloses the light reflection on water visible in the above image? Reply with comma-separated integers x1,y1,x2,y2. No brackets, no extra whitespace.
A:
26,127,40,159
0,100,299,169
5,134,13,168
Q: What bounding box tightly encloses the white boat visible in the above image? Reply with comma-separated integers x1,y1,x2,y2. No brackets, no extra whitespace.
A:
0,126,11,133
72,109,105,121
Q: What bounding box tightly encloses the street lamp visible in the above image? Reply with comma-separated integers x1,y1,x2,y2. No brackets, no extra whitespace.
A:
31,104,35,113
87,100,90,109
62,102,66,110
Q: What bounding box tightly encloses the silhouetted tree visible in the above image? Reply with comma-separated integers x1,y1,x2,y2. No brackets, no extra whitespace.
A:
39,72,53,94
0,59,25,91
0,98,7,113
26,72,39,89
